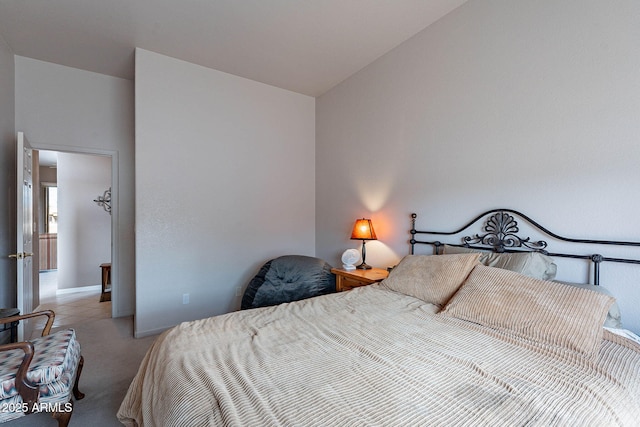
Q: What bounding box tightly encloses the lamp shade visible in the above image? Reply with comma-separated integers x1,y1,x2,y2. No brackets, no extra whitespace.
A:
350,218,377,241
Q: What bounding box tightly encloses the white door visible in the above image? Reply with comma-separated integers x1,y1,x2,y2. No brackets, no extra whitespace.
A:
12,132,35,341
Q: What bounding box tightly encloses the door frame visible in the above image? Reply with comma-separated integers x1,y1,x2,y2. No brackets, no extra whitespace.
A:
31,143,119,318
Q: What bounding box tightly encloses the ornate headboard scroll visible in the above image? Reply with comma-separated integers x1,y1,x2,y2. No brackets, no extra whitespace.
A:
410,209,640,286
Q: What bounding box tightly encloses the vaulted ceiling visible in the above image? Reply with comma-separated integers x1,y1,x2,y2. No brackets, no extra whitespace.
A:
0,0,467,96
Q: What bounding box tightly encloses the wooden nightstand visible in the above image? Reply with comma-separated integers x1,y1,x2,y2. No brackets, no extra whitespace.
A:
331,268,389,292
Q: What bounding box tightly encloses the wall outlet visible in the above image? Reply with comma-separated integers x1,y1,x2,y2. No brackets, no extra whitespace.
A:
182,293,189,304
235,286,242,297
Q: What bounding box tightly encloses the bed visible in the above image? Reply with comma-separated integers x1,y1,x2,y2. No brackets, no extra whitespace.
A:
118,209,640,426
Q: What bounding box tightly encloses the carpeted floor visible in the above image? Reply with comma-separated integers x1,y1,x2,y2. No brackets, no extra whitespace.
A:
7,316,158,427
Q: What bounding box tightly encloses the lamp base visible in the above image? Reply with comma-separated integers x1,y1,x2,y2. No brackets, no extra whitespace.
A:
356,262,372,270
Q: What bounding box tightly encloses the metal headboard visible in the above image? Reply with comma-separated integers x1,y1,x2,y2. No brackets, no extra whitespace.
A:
409,208,640,286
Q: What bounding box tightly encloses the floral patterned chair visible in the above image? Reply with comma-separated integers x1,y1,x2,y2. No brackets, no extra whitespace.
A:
0,310,84,426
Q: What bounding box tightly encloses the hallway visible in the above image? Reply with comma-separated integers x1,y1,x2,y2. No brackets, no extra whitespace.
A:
32,270,111,335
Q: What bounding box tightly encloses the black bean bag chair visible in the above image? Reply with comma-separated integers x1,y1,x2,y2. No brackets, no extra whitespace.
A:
241,255,335,310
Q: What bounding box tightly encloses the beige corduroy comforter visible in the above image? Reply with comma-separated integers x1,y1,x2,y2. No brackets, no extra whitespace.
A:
118,285,640,426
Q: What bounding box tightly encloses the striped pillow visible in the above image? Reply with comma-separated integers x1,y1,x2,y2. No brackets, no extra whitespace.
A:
380,254,480,308
440,265,614,358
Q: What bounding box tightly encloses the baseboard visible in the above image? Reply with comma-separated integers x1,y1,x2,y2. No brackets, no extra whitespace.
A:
56,285,101,295
134,325,172,338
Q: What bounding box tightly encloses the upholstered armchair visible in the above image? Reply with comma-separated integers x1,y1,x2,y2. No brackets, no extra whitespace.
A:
0,310,84,427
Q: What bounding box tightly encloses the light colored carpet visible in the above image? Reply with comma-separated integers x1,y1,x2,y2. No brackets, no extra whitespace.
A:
7,316,157,427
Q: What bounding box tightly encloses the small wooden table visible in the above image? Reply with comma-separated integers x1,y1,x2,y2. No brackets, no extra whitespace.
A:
100,263,111,302
0,308,20,342
331,267,389,292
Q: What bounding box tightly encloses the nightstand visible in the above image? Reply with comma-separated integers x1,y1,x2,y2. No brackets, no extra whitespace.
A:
331,268,389,292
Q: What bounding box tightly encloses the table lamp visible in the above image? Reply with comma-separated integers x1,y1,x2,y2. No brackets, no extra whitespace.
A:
350,218,377,269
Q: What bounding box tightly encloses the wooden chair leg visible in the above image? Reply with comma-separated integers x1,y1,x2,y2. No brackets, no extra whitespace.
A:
73,355,85,400
51,353,84,427
52,399,73,427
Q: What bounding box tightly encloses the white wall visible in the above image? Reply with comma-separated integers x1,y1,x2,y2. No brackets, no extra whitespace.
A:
135,49,316,337
0,34,14,309
316,0,640,333
14,56,135,316
57,153,111,290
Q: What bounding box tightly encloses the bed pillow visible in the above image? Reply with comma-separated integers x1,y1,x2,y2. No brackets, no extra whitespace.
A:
443,245,557,280
553,280,622,329
440,264,614,358
442,244,484,255
380,253,480,308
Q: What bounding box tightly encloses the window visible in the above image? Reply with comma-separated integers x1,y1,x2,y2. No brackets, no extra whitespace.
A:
42,185,58,233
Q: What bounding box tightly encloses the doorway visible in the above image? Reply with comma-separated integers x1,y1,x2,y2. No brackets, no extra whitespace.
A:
34,149,115,328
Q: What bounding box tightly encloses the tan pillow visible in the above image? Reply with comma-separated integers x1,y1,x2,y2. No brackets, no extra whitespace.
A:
553,280,622,329
441,244,482,255
443,245,557,280
380,254,480,307
440,265,614,358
